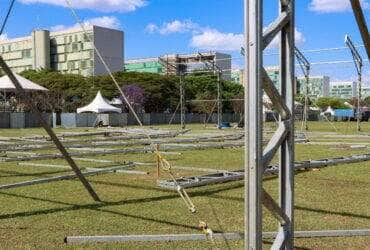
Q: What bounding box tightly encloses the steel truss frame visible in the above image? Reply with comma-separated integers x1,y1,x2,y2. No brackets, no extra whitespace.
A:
245,0,295,248
345,35,363,132
157,153,370,190
294,47,310,131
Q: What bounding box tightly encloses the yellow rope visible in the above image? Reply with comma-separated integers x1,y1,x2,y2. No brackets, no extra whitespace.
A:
63,0,212,239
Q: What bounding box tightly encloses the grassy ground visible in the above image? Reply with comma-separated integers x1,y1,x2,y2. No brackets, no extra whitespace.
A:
0,122,369,249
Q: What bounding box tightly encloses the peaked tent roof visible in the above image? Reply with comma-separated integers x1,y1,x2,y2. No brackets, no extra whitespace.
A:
77,91,122,113
0,73,48,92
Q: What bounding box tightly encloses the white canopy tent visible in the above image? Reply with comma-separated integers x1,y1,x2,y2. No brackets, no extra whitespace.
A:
321,106,335,116
77,91,122,113
0,73,48,92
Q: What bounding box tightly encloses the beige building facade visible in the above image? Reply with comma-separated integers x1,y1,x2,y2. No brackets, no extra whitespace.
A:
0,25,124,76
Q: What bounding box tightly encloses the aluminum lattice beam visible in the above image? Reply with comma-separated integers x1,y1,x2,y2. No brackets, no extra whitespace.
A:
245,0,295,248
157,153,370,190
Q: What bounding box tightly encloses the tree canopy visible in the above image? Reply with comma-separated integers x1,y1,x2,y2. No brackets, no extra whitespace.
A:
19,69,244,113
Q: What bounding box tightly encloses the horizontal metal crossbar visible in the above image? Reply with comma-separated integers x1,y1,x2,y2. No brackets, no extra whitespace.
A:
0,141,244,162
158,154,370,190
65,229,370,243
0,163,135,190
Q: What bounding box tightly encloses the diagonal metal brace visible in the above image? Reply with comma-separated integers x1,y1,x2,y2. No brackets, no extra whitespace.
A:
350,0,370,60
262,188,290,225
263,10,291,49
262,121,289,168
0,56,101,202
262,68,291,120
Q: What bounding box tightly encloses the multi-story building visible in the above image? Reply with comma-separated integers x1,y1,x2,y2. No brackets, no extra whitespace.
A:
363,86,370,98
0,25,124,76
266,66,301,94
125,52,232,80
265,66,280,89
124,57,164,74
297,76,330,99
231,69,245,85
329,81,357,99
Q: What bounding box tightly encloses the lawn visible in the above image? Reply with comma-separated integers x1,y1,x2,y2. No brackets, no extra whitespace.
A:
0,122,369,249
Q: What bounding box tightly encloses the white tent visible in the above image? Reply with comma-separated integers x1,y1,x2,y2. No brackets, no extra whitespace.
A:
77,91,122,113
0,73,48,92
321,106,335,116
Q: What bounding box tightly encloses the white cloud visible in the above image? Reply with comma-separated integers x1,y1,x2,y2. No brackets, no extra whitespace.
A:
190,28,305,51
146,19,305,52
190,29,244,51
145,20,199,35
51,16,121,31
309,0,369,13
0,34,8,41
268,29,305,49
18,0,147,13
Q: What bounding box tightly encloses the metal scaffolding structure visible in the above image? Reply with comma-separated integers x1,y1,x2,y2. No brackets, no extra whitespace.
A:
245,0,295,248
345,35,363,132
294,47,310,131
198,52,223,128
158,57,186,129
158,153,370,190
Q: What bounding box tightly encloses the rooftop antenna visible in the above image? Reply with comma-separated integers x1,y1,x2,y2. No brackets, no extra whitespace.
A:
345,35,363,132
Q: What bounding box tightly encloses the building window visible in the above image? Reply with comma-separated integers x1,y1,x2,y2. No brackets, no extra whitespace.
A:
22,49,31,58
81,60,87,69
72,43,79,52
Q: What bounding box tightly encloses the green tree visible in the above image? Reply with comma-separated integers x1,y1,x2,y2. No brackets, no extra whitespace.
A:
315,97,347,109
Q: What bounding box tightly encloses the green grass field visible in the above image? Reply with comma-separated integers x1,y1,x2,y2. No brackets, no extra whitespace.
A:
0,122,369,249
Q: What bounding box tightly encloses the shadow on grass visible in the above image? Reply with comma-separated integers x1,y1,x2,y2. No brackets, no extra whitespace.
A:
209,195,370,221
0,169,72,178
295,205,370,220
263,240,311,250
0,181,244,232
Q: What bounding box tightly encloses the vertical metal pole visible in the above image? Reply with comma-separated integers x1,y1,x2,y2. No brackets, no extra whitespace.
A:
217,71,222,128
156,144,160,179
304,72,309,130
279,0,295,249
246,0,263,248
180,73,186,130
357,69,362,132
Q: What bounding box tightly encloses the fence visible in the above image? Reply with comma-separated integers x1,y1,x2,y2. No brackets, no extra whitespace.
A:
0,112,328,129
0,112,52,129
60,113,242,128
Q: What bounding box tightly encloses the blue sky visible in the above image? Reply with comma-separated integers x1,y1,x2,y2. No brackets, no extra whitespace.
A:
0,0,369,83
